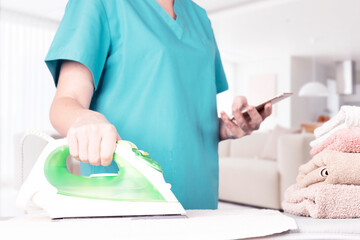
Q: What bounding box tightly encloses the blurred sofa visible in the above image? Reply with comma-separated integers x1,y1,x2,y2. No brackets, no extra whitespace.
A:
218,131,315,209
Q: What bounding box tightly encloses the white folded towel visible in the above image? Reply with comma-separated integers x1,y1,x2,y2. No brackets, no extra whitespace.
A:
313,105,360,140
310,124,347,147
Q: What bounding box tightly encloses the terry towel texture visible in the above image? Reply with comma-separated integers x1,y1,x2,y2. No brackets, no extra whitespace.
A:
297,150,360,188
283,183,360,219
314,105,360,138
311,106,360,148
310,128,360,156
283,106,360,218
310,125,346,148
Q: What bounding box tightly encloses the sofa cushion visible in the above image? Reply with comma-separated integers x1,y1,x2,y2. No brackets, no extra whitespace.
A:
229,133,269,158
261,126,297,160
219,157,280,209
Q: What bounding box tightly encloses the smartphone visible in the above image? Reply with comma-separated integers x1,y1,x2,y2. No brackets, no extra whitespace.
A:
230,92,293,121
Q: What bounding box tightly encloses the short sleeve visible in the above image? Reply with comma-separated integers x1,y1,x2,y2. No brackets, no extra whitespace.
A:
207,18,229,94
45,0,111,90
213,39,229,94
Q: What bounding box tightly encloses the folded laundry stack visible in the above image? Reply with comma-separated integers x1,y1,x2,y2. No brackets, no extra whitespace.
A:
283,183,360,219
310,128,360,157
310,105,360,148
282,105,360,218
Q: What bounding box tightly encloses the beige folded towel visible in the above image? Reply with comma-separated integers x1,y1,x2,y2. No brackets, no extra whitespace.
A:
282,183,360,218
297,150,360,188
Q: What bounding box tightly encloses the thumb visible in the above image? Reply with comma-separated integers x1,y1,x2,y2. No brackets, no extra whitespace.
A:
116,133,121,141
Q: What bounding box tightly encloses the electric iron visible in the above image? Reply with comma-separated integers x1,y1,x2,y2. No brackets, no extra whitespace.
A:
16,136,186,219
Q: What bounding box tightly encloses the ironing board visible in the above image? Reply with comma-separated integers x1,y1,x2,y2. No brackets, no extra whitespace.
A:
261,212,360,239
0,202,296,239
2,202,360,239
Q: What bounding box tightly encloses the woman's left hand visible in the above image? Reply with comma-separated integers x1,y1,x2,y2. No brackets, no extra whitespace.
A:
219,96,272,141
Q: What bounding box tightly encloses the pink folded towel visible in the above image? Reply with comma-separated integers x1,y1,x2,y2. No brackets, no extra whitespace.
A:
282,183,360,218
310,128,360,156
297,150,360,188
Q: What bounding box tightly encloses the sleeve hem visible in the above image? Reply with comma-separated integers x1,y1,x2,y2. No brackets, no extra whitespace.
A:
216,84,229,94
45,50,101,91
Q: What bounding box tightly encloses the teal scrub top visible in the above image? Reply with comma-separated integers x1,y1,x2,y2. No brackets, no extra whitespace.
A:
45,0,228,210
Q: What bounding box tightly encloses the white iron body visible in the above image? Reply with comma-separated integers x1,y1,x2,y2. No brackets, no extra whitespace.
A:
16,136,186,219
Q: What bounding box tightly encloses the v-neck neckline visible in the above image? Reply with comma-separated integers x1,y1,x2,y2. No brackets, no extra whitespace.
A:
148,0,184,39
155,0,177,21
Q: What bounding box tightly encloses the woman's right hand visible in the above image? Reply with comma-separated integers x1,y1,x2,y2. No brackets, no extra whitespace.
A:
50,60,120,167
66,112,120,166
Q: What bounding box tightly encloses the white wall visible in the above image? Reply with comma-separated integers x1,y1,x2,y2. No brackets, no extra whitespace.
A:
217,60,237,116
220,55,332,130
339,70,360,106
221,56,292,129
0,10,58,216
238,56,292,129
323,65,360,116
290,57,327,126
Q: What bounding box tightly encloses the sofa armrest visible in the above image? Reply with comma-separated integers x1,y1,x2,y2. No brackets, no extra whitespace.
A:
277,133,315,202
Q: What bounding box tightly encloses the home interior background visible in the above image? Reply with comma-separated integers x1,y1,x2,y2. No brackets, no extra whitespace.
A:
0,0,360,217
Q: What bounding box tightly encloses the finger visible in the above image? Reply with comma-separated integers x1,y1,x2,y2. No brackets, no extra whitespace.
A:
67,130,79,159
68,132,88,163
77,128,89,163
260,103,272,119
247,106,263,130
100,131,118,166
221,111,246,138
116,132,121,141
81,159,89,164
232,108,251,132
233,96,249,110
88,132,101,166
232,96,251,132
